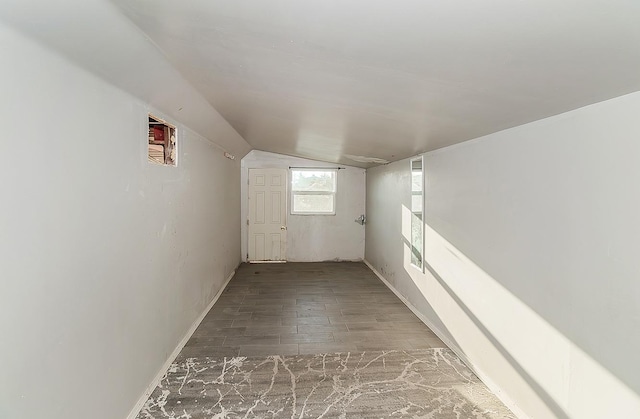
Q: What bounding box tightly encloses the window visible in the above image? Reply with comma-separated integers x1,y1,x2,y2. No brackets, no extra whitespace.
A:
148,114,177,166
291,169,337,215
410,157,424,270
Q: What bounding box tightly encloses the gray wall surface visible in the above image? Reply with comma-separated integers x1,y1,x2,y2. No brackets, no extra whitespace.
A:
366,92,640,418
0,23,244,419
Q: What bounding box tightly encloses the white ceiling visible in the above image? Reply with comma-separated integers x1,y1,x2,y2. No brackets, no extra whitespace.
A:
111,0,640,167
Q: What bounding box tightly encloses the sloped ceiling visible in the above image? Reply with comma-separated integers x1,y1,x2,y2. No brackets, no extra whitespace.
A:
114,1,640,167
0,0,253,159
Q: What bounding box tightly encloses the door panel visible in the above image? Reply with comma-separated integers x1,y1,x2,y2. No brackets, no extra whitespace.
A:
255,191,265,224
248,168,287,261
271,192,282,223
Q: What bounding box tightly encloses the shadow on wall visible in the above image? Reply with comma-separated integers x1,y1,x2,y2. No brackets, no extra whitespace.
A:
397,204,640,418
402,235,569,418
382,246,463,357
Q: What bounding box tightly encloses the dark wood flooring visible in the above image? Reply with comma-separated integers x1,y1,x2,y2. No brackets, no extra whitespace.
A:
177,262,446,359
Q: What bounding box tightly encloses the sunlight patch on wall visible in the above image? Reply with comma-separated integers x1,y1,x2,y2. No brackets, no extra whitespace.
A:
399,205,640,418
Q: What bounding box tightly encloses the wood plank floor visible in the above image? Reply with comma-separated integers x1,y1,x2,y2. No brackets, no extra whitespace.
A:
177,262,446,359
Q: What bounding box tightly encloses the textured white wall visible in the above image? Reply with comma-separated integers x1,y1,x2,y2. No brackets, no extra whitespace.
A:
241,151,366,262
0,24,243,419
366,92,640,418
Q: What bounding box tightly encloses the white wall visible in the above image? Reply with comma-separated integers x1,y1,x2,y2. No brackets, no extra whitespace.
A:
241,151,366,262
366,92,640,418
0,23,246,419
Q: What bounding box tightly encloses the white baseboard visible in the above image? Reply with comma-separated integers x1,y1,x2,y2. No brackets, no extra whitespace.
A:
126,267,238,419
248,260,287,264
363,259,529,419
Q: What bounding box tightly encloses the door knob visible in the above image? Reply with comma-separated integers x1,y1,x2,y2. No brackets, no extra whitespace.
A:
281,226,287,230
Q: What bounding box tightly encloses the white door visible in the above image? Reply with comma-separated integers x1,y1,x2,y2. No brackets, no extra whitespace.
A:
248,168,287,261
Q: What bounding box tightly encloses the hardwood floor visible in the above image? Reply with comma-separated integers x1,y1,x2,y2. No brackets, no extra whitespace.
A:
177,262,446,359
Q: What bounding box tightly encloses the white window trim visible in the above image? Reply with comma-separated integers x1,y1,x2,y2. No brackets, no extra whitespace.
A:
290,168,337,215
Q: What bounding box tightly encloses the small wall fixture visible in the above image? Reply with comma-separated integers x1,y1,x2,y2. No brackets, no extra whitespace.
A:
355,214,366,225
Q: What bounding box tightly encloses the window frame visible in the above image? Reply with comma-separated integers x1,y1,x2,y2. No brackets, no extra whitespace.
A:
290,168,338,216
410,156,424,272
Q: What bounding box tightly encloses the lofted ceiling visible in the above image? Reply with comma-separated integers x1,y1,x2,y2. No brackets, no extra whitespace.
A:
111,0,640,167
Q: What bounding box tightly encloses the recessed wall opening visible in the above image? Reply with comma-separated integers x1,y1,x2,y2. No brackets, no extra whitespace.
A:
148,114,177,166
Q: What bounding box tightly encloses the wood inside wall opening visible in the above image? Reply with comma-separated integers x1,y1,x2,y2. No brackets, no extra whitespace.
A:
148,114,177,166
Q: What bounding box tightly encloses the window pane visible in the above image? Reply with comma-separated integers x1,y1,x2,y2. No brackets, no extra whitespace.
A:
292,170,336,192
411,212,423,266
412,171,422,192
293,194,334,213
411,194,423,214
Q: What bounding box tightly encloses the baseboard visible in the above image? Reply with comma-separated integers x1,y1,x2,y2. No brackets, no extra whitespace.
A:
248,260,286,264
125,267,238,419
363,259,529,419
282,258,363,263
